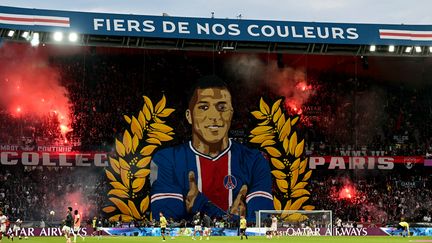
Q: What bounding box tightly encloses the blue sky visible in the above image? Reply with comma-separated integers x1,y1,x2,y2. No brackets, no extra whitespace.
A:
1,0,432,24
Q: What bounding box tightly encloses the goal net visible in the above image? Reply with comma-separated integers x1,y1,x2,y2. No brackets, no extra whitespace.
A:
256,210,333,236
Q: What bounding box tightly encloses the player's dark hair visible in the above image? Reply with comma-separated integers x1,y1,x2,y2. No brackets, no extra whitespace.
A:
68,207,72,212
74,210,78,214
187,75,230,109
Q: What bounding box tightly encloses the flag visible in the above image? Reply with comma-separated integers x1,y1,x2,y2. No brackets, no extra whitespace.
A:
0,13,70,27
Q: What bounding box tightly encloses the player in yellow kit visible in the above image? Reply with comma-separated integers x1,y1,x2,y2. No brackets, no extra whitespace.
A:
159,212,168,242
240,215,248,240
398,221,410,237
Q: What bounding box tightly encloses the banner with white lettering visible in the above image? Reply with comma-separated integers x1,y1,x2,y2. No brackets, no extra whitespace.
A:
309,156,424,170
1,6,432,45
0,144,109,167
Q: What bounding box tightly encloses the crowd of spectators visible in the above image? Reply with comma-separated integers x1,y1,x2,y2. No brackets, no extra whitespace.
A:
310,171,432,226
0,166,106,223
1,49,432,225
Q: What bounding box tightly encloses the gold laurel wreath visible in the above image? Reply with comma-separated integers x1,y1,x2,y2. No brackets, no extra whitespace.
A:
249,97,314,222
103,95,175,222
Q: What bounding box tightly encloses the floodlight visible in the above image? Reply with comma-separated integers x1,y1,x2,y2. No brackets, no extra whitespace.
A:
53,32,63,42
68,32,78,42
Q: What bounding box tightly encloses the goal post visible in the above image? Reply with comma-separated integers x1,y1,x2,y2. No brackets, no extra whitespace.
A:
256,210,333,236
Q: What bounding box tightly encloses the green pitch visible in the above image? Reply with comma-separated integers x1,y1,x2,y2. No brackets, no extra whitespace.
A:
16,236,432,243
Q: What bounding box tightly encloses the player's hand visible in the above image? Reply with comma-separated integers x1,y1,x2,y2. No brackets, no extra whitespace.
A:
185,171,199,213
230,185,248,216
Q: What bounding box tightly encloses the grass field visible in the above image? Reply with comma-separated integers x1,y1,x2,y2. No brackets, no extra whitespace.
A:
11,236,432,243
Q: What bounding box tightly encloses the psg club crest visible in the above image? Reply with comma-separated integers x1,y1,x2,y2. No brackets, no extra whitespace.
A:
223,175,237,190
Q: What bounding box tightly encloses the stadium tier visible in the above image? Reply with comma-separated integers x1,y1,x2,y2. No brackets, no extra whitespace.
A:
0,5,431,239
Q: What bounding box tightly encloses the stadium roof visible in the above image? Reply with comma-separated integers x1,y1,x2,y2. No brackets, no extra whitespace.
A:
1,6,432,56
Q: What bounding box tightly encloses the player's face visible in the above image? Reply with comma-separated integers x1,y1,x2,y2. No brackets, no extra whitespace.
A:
186,88,233,145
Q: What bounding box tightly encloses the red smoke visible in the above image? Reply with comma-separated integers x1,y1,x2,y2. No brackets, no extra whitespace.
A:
264,64,314,115
339,185,357,200
64,191,94,220
0,43,72,140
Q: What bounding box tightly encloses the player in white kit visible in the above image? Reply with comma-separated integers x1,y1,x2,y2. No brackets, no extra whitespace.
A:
0,211,8,243
269,215,278,239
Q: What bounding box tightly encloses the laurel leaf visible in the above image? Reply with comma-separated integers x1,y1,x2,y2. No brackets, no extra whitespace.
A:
299,158,308,174
274,197,282,211
131,117,143,139
123,130,132,154
258,120,270,126
282,137,289,153
143,96,154,113
120,169,130,188
250,126,273,136
140,145,158,156
291,116,299,126
276,179,288,193
146,138,162,145
290,197,309,210
148,131,173,142
291,169,299,186
295,139,305,158
109,157,120,174
271,170,286,179
109,198,131,216
271,158,285,170
158,108,175,118
271,99,282,115
281,200,292,219
286,213,305,222
110,182,128,191
109,214,133,223
154,116,166,124
251,111,266,120
143,104,152,121
115,139,126,157
292,182,308,190
132,135,139,153
279,118,291,141
128,200,142,219
140,196,149,213
302,205,315,210
277,115,286,132
119,158,130,170
155,94,167,114
272,108,282,123
261,140,276,147
132,178,146,192
302,170,312,181
150,123,174,133
289,132,298,155
250,134,275,144
108,189,129,198
105,170,117,182
259,97,270,115
135,169,150,178
102,206,116,213
136,156,152,168
264,146,282,158
291,189,310,198
123,115,131,124
283,200,292,211
138,111,147,128
290,158,301,171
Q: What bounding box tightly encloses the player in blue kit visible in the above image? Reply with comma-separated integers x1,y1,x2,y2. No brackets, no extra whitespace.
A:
150,76,273,221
